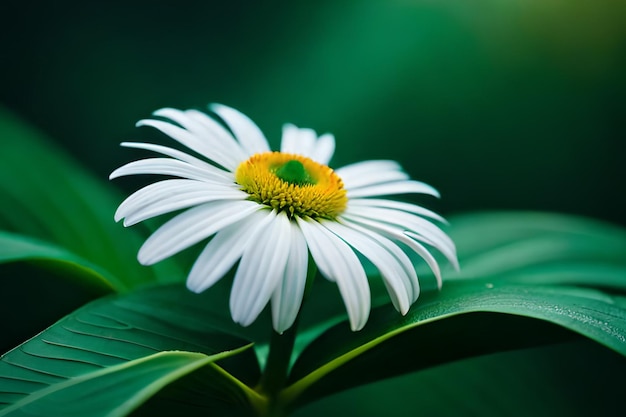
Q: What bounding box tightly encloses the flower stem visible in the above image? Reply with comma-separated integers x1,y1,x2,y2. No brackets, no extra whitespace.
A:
258,325,298,415
257,262,317,416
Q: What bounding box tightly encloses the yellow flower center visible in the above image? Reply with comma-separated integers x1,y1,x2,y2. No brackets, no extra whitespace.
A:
234,152,347,219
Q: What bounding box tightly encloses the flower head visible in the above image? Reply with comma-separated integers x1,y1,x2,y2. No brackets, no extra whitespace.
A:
110,104,458,333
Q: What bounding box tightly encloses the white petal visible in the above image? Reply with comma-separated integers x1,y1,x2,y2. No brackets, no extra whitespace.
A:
280,124,316,157
401,234,444,290
123,187,247,227
187,209,275,293
310,133,335,165
210,103,270,156
115,178,241,224
336,217,421,302
335,160,403,187
348,198,447,223
345,206,456,265
406,231,460,274
153,107,247,161
115,179,193,222
271,222,308,333
110,158,229,182
345,171,410,190
297,217,370,331
182,109,249,162
119,142,232,179
342,214,449,289
280,124,296,154
346,180,440,199
280,124,300,154
341,170,408,190
230,211,291,326
138,200,260,265
137,118,241,171
321,220,412,314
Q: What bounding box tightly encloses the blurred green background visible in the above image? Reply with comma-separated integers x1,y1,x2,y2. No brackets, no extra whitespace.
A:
1,0,624,225
1,1,625,415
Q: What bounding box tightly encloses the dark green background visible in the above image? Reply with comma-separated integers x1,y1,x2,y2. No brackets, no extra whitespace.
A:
1,0,624,226
1,2,625,415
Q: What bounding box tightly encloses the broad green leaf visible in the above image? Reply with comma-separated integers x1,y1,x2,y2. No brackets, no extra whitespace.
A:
447,211,626,287
0,230,121,293
289,212,626,373
0,231,116,353
293,340,626,417
449,211,625,256
0,350,256,417
285,280,626,408
0,284,263,416
0,107,181,289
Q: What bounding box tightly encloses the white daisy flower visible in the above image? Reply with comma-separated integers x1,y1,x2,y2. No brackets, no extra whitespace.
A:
110,104,458,333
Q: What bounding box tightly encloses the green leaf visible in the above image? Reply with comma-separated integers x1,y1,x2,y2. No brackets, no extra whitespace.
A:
0,350,255,417
285,281,626,408
0,230,122,293
0,107,181,290
0,284,264,417
292,340,626,417
0,231,116,352
282,212,626,410
447,211,626,288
